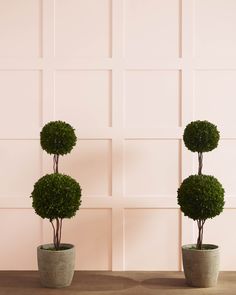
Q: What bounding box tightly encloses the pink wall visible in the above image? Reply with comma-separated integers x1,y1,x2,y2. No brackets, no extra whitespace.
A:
1,0,236,270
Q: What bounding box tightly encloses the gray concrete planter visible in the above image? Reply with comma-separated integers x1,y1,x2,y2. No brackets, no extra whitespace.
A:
37,243,75,288
182,244,220,288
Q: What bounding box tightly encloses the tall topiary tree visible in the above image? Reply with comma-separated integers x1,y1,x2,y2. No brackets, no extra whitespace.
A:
31,121,82,250
178,120,224,249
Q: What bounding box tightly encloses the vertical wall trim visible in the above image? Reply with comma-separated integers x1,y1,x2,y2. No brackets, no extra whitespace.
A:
111,0,125,270
181,0,196,251
42,0,54,125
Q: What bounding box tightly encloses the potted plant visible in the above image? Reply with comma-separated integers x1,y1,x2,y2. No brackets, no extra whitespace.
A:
30,121,82,288
177,120,225,288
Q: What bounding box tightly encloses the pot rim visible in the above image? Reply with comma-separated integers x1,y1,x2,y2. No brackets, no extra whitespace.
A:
182,244,219,251
37,243,75,252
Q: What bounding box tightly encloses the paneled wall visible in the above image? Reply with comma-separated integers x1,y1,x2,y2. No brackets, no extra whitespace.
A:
0,0,236,270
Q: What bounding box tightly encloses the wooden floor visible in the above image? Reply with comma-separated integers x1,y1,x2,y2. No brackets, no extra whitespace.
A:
0,271,235,295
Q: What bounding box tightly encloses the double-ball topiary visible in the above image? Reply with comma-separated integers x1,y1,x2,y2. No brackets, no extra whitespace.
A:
178,120,224,249
31,121,82,250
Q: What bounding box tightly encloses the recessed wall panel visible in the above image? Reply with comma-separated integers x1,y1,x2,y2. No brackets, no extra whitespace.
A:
195,0,236,57
125,71,180,127
0,209,41,270
124,140,179,196
195,71,236,126
0,71,42,134
55,71,111,128
124,209,179,270
125,0,180,57
0,0,41,57
55,0,111,57
0,140,41,198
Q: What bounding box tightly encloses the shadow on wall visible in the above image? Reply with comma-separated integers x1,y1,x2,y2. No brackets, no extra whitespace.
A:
62,208,112,270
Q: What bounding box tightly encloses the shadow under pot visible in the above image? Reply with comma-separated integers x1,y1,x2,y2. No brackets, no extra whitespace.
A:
37,243,75,288
182,244,220,288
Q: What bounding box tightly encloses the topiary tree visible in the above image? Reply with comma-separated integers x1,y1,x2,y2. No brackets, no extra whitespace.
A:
31,121,82,250
178,120,224,249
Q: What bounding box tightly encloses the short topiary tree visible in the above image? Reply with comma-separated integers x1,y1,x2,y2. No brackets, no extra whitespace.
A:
178,120,224,249
31,121,82,250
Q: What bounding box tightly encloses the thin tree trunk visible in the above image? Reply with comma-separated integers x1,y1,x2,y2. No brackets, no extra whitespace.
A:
50,219,63,250
51,153,61,249
197,153,204,249
50,220,56,248
53,154,59,173
197,219,205,249
198,152,203,175
59,218,63,247
56,218,60,250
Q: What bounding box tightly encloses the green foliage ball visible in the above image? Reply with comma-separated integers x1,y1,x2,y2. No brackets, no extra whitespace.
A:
177,175,224,221
31,173,82,220
40,121,76,155
183,120,220,152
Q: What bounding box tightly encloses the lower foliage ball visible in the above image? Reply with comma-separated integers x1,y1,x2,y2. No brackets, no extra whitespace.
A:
31,173,82,220
177,174,224,221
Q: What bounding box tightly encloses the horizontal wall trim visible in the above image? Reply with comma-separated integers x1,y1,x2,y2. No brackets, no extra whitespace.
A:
0,196,235,209
2,127,236,140
1,58,236,70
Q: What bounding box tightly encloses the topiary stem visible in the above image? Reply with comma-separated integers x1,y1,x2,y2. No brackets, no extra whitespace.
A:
197,219,205,249
59,218,63,247
53,154,59,173
56,218,60,249
198,152,203,175
50,218,63,250
50,220,56,248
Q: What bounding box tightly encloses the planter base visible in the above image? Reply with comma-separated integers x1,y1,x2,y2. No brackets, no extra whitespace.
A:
37,243,75,288
182,244,219,288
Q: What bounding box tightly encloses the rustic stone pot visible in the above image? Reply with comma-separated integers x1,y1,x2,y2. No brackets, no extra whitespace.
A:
37,243,75,288
182,244,220,288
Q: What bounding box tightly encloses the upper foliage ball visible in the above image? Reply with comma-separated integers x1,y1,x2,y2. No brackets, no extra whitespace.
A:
177,174,224,221
40,121,76,155
31,173,82,220
183,120,220,152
